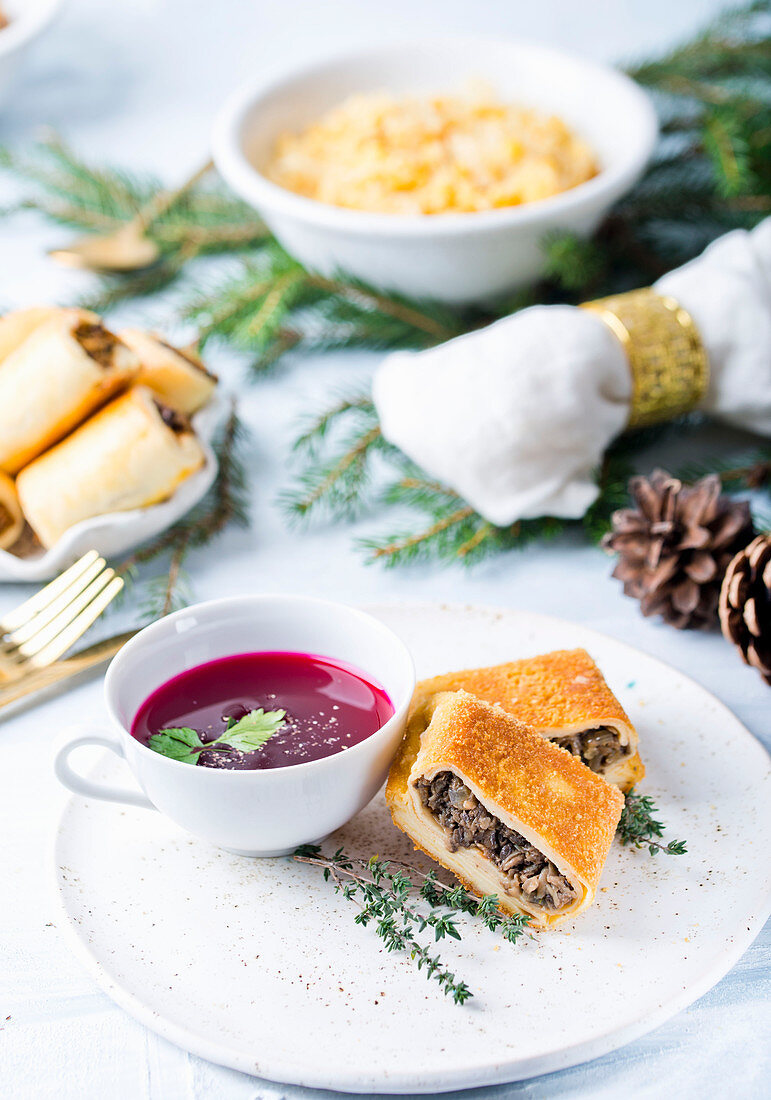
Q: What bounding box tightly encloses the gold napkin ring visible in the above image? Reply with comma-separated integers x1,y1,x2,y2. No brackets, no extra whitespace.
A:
581,288,709,429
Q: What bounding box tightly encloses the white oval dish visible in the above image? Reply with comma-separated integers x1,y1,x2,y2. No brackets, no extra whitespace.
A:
0,397,220,583
53,594,416,855
0,0,64,108
213,38,657,304
53,603,771,1092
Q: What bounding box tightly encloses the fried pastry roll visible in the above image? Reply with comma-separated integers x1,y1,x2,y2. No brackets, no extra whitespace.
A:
386,690,624,928
119,329,217,415
0,309,139,474
16,386,206,548
0,471,24,551
410,649,643,791
0,307,58,364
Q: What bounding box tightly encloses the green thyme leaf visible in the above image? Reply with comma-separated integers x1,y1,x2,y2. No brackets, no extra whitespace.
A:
618,789,687,856
293,847,532,1005
217,708,286,751
148,726,204,763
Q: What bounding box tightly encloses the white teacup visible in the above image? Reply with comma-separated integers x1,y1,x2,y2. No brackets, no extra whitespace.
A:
54,594,415,856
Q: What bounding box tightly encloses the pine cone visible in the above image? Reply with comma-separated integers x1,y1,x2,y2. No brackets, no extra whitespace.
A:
719,534,771,684
602,469,754,629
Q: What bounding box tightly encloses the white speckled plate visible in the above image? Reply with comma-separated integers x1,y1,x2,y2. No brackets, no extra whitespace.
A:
53,604,771,1093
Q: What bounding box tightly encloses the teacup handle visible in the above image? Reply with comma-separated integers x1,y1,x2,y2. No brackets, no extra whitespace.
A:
54,727,156,810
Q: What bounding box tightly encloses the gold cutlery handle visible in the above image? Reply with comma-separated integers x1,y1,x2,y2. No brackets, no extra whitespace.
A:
133,158,214,234
0,630,137,711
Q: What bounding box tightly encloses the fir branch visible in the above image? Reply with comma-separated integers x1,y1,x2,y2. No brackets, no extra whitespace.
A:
293,845,530,1003
618,790,688,856
364,505,477,564
703,106,757,197
582,450,638,543
358,467,569,568
676,447,771,490
281,423,384,521
542,231,606,293
292,393,376,452
2,5,769,572
181,247,465,366
308,274,463,343
0,136,268,308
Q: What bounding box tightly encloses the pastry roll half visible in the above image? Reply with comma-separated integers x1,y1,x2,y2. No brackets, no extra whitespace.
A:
0,307,58,364
386,690,624,928
17,386,206,549
119,329,217,415
0,471,24,551
411,649,643,791
0,309,139,474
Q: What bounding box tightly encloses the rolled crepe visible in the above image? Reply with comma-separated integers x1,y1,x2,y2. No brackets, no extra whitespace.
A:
410,649,643,791
16,386,206,549
0,309,139,474
0,471,24,551
119,329,217,414
386,690,624,928
0,307,58,364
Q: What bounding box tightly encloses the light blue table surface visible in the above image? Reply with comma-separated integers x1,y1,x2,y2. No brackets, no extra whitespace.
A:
1,1,768,1097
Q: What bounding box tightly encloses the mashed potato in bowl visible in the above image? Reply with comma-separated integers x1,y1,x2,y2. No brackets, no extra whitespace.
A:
265,85,598,216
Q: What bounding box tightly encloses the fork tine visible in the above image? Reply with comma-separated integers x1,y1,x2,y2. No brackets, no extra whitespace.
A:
4,555,109,645
27,576,125,668
0,551,101,633
15,568,121,659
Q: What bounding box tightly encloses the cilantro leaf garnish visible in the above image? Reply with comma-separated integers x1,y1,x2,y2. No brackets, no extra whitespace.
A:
148,726,204,764
148,708,286,765
218,708,287,751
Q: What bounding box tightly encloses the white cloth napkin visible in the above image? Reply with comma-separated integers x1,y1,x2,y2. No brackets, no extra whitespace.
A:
372,220,771,527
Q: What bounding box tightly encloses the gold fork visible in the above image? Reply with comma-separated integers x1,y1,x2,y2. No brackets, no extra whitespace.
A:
48,159,215,273
0,550,125,682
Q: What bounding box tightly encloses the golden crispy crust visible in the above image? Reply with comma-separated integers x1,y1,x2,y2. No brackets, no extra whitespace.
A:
119,328,217,415
414,648,628,731
414,691,621,887
0,309,139,475
410,649,642,791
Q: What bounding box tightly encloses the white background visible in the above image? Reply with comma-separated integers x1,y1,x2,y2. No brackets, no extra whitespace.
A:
1,1,769,1098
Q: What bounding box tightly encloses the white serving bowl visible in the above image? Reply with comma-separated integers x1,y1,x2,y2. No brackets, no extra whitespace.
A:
0,0,63,108
213,38,657,305
53,594,416,857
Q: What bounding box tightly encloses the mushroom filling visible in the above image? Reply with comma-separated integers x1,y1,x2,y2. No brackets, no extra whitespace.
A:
74,322,117,368
158,339,218,381
552,726,629,773
154,400,190,434
415,771,578,910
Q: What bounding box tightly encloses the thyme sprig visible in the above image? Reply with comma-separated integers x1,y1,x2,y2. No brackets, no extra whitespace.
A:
619,790,688,856
293,845,530,1004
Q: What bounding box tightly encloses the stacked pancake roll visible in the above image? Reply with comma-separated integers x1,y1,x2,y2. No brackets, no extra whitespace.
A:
0,307,217,554
387,649,640,929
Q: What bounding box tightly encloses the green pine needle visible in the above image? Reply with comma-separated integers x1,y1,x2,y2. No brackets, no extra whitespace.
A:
0,136,269,309
1,4,769,570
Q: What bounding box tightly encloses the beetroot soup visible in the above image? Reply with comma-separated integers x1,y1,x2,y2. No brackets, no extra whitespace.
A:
131,650,394,770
